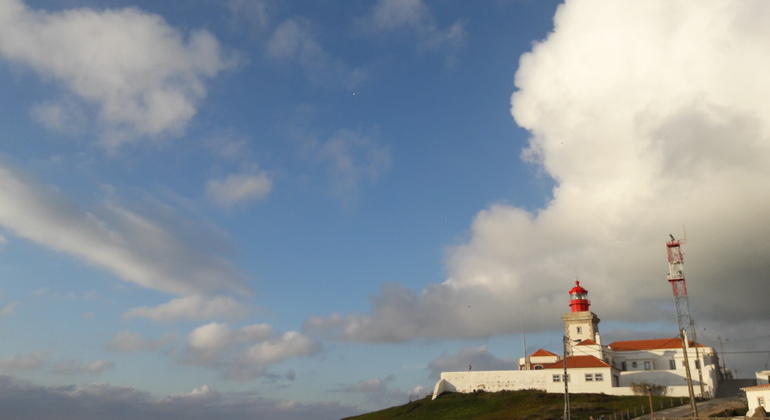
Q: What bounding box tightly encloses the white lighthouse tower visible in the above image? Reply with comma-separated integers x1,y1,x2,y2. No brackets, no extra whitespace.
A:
561,280,601,354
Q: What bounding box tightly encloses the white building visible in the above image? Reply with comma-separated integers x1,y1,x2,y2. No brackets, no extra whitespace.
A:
433,281,721,399
741,384,770,415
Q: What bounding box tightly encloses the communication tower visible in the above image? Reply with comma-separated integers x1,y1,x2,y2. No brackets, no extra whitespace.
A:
666,234,691,335
666,234,705,405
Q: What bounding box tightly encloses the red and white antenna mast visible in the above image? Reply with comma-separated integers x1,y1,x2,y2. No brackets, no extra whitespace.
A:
666,234,692,335
667,233,705,408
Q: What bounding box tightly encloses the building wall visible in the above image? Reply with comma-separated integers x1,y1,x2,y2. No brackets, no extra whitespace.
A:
542,367,616,394
745,388,770,415
610,349,719,398
756,371,770,385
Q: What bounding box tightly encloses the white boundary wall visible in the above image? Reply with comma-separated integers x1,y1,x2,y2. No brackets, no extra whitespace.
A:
433,369,711,399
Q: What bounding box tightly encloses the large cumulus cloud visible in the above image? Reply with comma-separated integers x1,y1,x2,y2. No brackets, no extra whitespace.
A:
307,0,770,346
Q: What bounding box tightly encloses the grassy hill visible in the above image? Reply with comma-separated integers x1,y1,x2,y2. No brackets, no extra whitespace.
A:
343,390,687,420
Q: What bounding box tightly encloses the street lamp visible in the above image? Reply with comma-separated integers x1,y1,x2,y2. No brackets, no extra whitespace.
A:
563,336,581,420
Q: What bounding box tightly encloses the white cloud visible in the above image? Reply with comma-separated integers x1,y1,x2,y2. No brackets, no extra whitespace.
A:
0,164,247,295
185,322,319,380
124,295,250,321
359,0,466,56
238,331,317,365
0,353,44,371
52,359,115,375
206,172,272,209
306,0,770,362
0,301,20,317
0,0,233,150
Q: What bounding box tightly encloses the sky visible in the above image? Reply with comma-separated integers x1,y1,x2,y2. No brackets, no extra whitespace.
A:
1,0,770,418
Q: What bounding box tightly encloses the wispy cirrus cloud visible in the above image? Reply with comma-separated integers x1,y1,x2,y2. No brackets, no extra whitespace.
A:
267,17,367,89
296,128,391,205
0,164,247,296
124,295,250,322
357,0,466,58
106,331,170,353
52,359,115,375
0,301,20,317
206,171,273,209
0,353,45,371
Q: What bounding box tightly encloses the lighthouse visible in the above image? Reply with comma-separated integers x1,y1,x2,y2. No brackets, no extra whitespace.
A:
561,280,601,353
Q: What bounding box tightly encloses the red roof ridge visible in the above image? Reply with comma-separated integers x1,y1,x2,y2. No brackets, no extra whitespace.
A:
543,355,612,369
608,337,705,351
530,348,559,357
742,384,770,391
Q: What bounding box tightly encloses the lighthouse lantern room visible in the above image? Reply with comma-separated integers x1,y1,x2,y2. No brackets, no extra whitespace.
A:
569,280,590,312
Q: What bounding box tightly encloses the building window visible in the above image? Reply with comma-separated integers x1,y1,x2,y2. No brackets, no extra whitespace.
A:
631,361,638,368
695,360,700,369
644,361,651,370
553,375,561,382
758,397,765,407
534,365,543,370
576,327,582,334
621,361,627,371
595,373,603,381
585,373,593,381
669,360,676,370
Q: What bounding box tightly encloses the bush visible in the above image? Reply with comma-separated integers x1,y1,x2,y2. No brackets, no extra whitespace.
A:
630,382,670,396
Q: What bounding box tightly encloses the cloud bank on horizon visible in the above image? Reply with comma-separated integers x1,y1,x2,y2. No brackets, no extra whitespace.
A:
308,0,770,342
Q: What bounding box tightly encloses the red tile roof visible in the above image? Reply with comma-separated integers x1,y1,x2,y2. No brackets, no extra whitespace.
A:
577,339,598,346
608,338,704,351
741,384,770,391
543,355,612,369
530,349,559,357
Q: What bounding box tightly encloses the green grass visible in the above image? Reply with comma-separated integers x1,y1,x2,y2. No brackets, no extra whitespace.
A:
343,390,686,420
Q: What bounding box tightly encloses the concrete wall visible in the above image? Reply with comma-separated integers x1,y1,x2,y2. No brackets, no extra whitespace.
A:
436,370,547,395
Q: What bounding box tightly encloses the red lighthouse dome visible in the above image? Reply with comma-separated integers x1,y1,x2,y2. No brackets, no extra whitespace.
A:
568,280,590,312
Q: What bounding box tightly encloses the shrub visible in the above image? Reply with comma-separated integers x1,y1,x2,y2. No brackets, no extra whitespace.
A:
630,381,670,396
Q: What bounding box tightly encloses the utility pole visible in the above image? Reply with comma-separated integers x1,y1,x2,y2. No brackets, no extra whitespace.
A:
563,335,570,420
691,320,705,398
681,329,699,418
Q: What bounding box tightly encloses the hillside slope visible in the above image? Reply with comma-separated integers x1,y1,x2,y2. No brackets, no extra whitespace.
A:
343,390,686,420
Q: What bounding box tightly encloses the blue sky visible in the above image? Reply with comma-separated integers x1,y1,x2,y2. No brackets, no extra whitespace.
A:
2,0,770,419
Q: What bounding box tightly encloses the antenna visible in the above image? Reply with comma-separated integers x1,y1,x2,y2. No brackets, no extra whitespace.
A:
521,314,530,370
666,234,691,334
